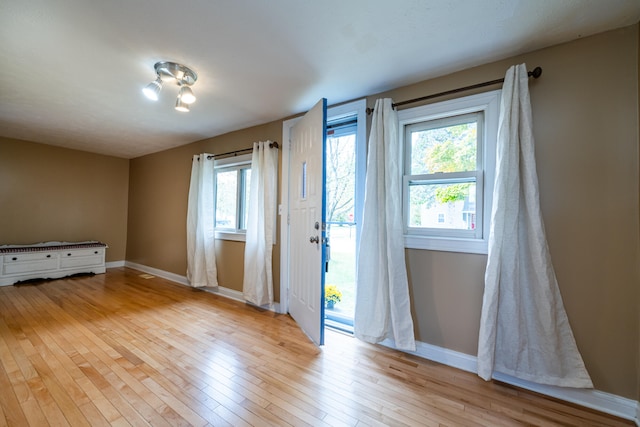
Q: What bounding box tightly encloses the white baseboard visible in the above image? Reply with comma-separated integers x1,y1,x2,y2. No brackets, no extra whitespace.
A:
124,261,189,286
492,372,638,422
381,338,638,423
120,261,280,312
379,338,479,374
105,260,125,268
208,285,244,302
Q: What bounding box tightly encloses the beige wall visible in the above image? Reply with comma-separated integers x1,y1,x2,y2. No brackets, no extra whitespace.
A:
124,25,639,399
126,121,282,301
126,142,202,274
637,23,640,407
0,137,129,261
371,25,640,399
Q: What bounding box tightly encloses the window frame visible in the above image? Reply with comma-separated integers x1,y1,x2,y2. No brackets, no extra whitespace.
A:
213,153,252,242
398,90,501,254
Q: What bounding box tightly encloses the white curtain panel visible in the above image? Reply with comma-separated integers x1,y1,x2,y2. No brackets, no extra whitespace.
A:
243,141,278,306
477,64,592,387
186,154,218,288
355,98,416,351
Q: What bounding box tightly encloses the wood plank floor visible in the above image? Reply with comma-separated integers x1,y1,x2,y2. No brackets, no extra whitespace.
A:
0,267,633,426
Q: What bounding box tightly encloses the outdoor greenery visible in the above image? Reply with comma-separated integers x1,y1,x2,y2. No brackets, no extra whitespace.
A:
418,123,477,174
409,120,478,226
435,183,471,203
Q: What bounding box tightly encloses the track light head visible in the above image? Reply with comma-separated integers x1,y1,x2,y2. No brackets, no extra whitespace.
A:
142,77,163,101
175,97,190,112
178,86,196,104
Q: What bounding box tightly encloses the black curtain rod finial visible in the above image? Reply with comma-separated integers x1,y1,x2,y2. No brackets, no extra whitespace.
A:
529,66,543,79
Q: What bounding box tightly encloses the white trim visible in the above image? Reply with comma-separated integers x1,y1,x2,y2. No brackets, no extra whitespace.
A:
122,261,282,312
214,231,246,242
106,260,125,268
491,372,639,423
381,338,477,373
404,235,488,254
213,153,251,167
398,90,500,255
280,116,298,314
207,286,281,312
280,99,367,315
206,285,245,302
380,338,639,423
124,261,189,285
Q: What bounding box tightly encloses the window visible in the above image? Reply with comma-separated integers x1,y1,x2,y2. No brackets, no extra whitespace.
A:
214,154,251,241
398,90,500,254
405,111,483,238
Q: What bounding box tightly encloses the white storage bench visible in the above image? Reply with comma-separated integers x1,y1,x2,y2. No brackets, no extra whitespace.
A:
0,241,107,286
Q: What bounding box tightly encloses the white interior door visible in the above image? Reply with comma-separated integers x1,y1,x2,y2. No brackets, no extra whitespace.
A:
288,98,327,346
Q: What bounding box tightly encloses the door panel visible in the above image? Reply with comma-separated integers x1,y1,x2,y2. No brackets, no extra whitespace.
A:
288,98,327,346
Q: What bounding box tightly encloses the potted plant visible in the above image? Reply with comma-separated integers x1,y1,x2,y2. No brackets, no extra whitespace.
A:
325,284,342,309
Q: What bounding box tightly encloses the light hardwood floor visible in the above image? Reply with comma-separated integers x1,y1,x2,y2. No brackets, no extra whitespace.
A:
0,267,633,426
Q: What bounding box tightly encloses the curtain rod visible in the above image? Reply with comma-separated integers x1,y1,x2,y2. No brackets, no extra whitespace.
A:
205,141,279,160
366,66,542,115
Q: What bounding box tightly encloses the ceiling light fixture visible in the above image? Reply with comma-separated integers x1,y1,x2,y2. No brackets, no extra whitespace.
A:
175,97,190,112
143,61,198,112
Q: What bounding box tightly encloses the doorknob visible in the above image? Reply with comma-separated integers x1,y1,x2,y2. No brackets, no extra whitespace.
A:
309,236,319,244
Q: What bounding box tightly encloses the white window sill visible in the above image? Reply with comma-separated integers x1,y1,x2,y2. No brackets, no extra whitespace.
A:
404,235,488,255
215,231,246,242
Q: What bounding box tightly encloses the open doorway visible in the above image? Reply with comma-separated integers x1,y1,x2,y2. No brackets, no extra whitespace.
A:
323,101,366,334
324,117,358,332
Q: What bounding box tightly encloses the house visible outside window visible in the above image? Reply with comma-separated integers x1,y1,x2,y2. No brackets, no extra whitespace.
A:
214,153,251,241
398,90,500,254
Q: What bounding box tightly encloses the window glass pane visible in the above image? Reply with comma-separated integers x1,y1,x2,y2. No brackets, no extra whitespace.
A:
215,170,237,228
410,120,478,175
326,133,356,223
241,168,251,230
409,182,476,230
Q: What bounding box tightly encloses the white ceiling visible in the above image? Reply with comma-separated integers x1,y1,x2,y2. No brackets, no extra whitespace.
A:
1,1,639,159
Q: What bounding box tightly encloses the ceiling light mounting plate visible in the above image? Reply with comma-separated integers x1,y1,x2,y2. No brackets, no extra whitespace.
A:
154,61,197,86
